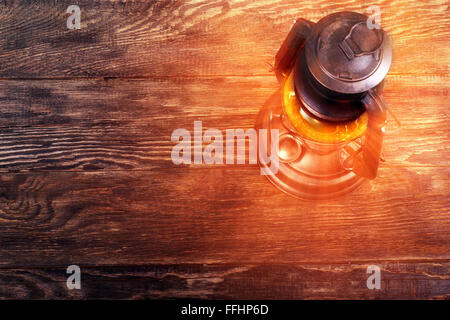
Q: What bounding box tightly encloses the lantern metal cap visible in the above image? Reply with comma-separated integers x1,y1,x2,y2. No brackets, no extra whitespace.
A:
301,11,392,95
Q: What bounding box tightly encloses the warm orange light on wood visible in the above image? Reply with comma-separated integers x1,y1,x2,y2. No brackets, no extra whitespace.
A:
282,72,369,143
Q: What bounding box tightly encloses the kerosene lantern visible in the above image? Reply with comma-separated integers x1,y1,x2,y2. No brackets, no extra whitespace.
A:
256,12,392,199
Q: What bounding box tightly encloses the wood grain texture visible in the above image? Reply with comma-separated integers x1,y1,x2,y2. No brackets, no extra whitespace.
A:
0,0,448,78
0,167,448,266
0,75,448,171
0,0,448,299
1,262,449,299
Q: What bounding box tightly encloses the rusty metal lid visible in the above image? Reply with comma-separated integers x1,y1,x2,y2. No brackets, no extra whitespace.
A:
302,11,392,95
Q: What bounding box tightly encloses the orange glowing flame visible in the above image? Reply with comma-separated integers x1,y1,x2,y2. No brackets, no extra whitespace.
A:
282,72,368,143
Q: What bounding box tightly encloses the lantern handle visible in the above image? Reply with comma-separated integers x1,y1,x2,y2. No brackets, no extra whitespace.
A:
352,90,387,179
274,19,314,82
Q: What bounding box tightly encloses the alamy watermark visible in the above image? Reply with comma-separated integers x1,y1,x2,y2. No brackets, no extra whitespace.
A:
366,5,381,30
171,121,279,175
366,265,381,290
66,5,81,30
66,265,81,290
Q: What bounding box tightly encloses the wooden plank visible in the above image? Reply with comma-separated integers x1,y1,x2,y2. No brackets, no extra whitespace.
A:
0,75,448,171
0,0,448,78
0,166,448,266
0,0,448,300
0,262,448,299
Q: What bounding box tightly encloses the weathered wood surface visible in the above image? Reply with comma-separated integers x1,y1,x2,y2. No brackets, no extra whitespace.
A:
0,0,449,299
1,262,449,299
0,75,448,171
0,0,448,78
0,167,449,267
